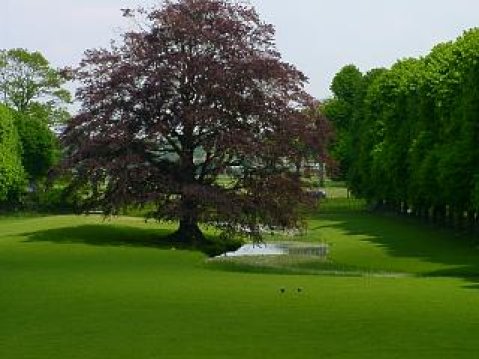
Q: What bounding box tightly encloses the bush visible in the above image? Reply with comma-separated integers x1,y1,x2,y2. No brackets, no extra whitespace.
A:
0,105,26,207
14,111,59,183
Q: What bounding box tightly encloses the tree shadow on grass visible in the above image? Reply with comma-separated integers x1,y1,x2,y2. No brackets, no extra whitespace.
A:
22,224,239,257
314,212,479,289
23,224,179,250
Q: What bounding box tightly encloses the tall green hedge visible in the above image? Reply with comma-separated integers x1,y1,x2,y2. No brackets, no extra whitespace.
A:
0,105,26,204
326,28,479,228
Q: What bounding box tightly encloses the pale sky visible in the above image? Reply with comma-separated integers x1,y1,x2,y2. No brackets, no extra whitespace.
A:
2,0,478,100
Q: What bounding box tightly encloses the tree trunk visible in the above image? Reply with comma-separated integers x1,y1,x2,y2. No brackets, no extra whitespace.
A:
173,143,205,244
294,158,302,177
173,217,204,244
172,187,205,244
447,206,455,228
434,205,446,226
466,210,475,233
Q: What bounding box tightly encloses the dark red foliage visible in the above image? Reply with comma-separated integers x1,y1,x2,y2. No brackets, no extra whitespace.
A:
62,0,331,243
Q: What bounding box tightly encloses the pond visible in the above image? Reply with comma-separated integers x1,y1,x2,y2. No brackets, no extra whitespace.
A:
221,242,329,258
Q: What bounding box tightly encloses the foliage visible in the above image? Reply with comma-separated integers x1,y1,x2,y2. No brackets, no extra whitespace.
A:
14,111,59,182
332,28,479,228
0,105,26,205
322,65,364,180
62,0,330,243
0,48,70,122
0,48,69,206
290,103,332,174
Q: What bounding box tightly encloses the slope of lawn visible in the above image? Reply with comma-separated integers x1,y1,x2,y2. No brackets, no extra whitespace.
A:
2,209,479,358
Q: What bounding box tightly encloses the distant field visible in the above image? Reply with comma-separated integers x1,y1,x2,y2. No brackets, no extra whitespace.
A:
2,197,479,358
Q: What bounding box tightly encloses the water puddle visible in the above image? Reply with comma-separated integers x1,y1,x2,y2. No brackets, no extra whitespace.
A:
221,242,329,257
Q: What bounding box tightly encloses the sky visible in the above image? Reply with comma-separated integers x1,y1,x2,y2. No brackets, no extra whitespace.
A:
2,0,478,101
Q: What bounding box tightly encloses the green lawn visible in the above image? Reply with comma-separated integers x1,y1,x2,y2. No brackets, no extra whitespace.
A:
2,210,479,358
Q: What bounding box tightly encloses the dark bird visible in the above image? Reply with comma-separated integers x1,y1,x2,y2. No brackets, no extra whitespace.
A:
297,287,303,293
121,8,133,17
280,287,286,294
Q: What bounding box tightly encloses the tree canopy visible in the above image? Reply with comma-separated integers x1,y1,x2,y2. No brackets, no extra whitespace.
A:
329,28,479,229
321,65,364,181
0,48,70,121
62,0,329,243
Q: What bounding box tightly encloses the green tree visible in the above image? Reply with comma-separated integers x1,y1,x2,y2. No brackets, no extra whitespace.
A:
0,48,70,125
348,68,387,198
0,49,68,186
335,28,479,230
0,105,26,205
14,111,59,184
322,65,363,182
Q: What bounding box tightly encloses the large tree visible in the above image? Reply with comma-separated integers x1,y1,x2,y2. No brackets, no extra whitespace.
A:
62,0,328,243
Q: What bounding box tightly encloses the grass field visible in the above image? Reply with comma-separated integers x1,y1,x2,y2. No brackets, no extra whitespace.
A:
2,205,479,358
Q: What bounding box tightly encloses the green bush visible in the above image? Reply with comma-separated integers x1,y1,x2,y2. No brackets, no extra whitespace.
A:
0,105,26,207
14,111,59,182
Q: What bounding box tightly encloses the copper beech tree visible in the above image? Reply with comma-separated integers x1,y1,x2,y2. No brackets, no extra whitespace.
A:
62,0,330,243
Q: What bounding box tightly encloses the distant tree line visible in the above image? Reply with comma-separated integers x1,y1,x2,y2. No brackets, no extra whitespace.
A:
323,28,479,229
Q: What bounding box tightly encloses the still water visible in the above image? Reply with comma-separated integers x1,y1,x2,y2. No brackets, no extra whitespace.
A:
222,243,329,257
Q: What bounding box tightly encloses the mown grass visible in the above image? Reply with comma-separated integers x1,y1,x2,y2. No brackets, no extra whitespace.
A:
2,203,479,358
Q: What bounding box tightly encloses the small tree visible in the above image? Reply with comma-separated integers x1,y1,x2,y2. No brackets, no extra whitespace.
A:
62,0,329,243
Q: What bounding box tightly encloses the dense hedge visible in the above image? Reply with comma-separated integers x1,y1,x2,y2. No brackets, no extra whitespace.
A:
0,105,26,205
325,29,479,228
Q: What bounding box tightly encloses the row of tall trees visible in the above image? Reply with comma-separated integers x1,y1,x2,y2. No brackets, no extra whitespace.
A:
0,49,70,208
324,29,479,229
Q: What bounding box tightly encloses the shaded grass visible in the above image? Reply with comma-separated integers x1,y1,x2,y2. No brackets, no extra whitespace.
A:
24,224,174,248
19,217,241,256
319,197,366,213
310,212,479,279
